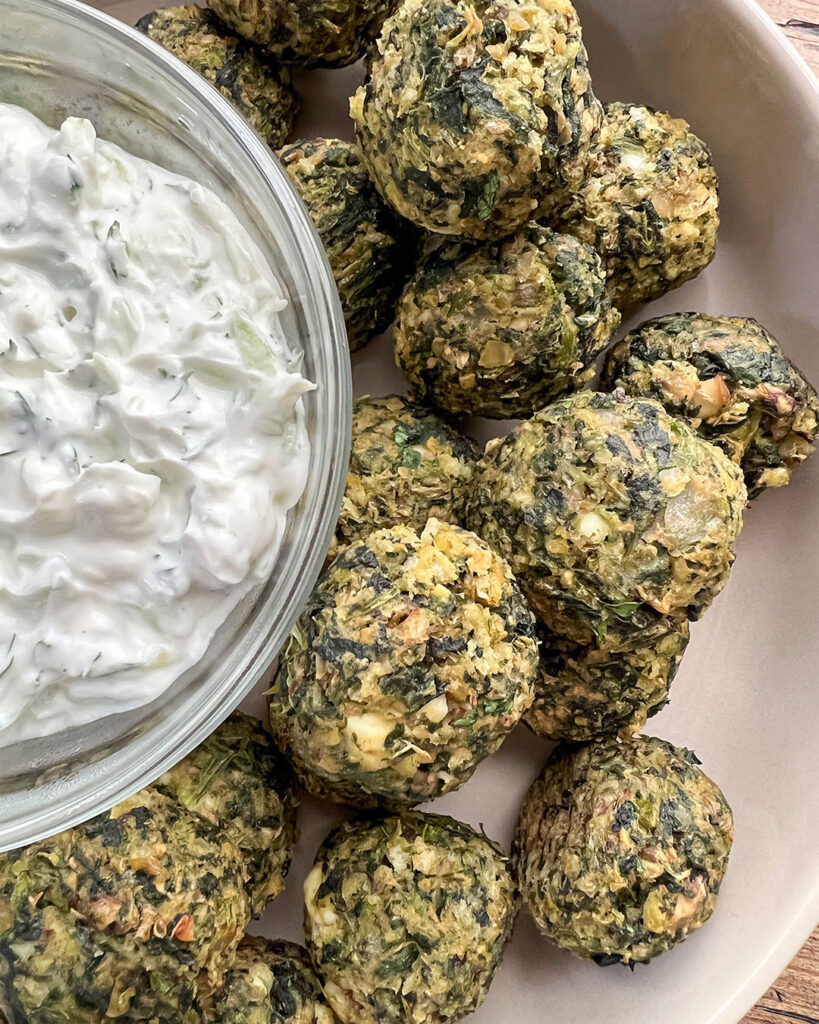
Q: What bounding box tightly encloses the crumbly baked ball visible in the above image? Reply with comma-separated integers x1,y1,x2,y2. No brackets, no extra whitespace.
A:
514,734,734,965
0,789,249,1023
525,617,689,742
466,391,747,648
278,139,408,351
331,395,479,559
206,935,335,1024
155,711,298,917
601,312,819,497
209,0,396,67
394,225,620,418
554,102,719,309
137,6,296,147
304,810,517,1023
270,518,537,805
351,0,603,239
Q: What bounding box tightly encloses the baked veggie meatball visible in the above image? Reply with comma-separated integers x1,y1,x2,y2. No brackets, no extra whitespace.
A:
270,518,538,805
395,225,620,418
331,395,479,559
206,935,335,1024
137,6,296,147
0,789,249,1023
526,617,689,742
209,0,395,67
304,810,517,1023
278,139,407,351
154,711,298,917
351,0,603,239
466,391,747,648
514,734,734,965
601,312,819,498
555,102,719,309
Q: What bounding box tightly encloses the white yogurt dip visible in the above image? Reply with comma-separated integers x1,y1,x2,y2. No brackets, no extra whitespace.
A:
0,104,314,745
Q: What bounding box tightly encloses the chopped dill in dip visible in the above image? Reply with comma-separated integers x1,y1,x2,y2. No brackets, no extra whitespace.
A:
0,104,313,745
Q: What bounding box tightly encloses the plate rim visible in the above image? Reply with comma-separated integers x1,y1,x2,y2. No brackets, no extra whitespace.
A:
703,5,819,1021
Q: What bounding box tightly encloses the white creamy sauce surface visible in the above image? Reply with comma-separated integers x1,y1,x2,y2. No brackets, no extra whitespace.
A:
0,104,313,745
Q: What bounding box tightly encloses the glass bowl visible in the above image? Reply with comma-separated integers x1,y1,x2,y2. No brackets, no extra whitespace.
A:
0,0,351,850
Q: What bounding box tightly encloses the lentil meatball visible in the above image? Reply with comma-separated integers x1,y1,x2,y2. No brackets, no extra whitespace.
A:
137,6,296,147
554,102,719,309
304,810,517,1023
0,789,249,1023
466,391,747,648
206,935,335,1024
351,0,603,239
209,0,396,67
526,618,689,742
514,734,734,965
154,711,298,917
331,395,479,559
601,312,819,497
278,139,408,351
269,518,538,806
395,225,620,418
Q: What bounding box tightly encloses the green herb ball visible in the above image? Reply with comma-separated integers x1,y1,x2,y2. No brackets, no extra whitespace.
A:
466,391,747,648
514,734,734,965
554,102,719,309
269,518,538,806
394,225,620,418
278,139,408,351
601,312,819,497
137,6,296,147
305,810,517,1023
351,0,603,239
209,0,396,67
331,394,479,559
155,711,298,918
205,935,335,1023
0,789,249,1023
526,617,689,742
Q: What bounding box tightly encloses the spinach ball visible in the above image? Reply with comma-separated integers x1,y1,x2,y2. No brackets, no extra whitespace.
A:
209,0,396,67
351,0,602,239
601,312,819,497
205,936,335,1023
137,6,296,147
514,734,734,965
395,225,620,418
466,391,747,649
278,139,408,351
155,711,298,917
269,518,537,806
0,790,249,1023
304,810,517,1023
331,394,479,559
554,102,719,309
526,618,689,742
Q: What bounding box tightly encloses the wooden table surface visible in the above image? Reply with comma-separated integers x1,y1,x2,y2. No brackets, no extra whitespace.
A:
77,0,819,1020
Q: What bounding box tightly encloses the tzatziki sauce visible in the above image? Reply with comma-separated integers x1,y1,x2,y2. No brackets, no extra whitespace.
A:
0,104,314,745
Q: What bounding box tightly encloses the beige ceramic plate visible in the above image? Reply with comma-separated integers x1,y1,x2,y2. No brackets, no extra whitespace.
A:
100,0,819,1020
